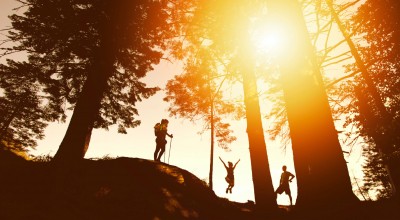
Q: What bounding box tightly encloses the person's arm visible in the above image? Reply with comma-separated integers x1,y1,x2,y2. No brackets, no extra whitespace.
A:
289,173,295,182
219,157,227,168
233,159,240,169
167,132,173,138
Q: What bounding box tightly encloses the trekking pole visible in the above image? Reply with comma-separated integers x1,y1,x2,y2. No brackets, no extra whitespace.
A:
168,137,173,164
163,147,166,163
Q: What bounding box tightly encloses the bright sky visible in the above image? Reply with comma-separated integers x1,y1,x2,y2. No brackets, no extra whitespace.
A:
0,0,367,205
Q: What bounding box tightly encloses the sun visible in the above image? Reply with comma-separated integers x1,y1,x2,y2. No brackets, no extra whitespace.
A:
250,23,289,57
253,29,283,53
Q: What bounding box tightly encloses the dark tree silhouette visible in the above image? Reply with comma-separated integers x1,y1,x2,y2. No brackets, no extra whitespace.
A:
265,0,357,207
346,0,400,202
164,49,240,190
240,52,277,212
0,60,58,151
6,0,193,161
168,0,278,212
361,140,393,199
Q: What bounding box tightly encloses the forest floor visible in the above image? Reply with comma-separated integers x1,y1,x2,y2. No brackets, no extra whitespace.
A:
1,148,399,220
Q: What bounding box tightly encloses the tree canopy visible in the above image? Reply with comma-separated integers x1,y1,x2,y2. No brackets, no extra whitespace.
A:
2,0,195,160
0,60,57,151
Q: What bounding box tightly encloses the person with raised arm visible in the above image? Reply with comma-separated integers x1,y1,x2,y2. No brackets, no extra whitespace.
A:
219,156,240,194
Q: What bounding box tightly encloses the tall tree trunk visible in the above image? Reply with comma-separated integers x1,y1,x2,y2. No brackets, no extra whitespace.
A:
209,92,215,190
241,57,276,212
266,0,357,207
328,0,400,201
53,25,115,162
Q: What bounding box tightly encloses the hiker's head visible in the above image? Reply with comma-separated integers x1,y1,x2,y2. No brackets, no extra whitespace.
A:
228,162,233,167
282,165,287,171
161,119,169,125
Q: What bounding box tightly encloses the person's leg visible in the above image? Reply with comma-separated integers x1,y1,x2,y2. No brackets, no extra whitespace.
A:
154,143,161,161
285,187,292,206
156,144,166,161
274,188,278,201
225,177,230,193
229,181,234,193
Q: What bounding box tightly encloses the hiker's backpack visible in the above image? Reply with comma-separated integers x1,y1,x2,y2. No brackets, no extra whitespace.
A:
154,123,161,137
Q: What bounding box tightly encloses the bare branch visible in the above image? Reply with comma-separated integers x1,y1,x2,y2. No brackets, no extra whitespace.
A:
325,70,360,88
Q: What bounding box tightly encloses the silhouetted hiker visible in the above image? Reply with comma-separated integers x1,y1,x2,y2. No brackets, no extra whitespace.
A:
219,156,240,194
154,119,173,162
275,165,295,206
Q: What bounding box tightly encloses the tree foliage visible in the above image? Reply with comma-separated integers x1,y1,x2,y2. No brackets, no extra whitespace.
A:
305,0,400,200
164,47,241,189
362,143,393,199
166,0,278,210
346,0,400,199
0,60,59,151
350,0,400,141
3,0,194,160
164,49,240,149
6,0,172,132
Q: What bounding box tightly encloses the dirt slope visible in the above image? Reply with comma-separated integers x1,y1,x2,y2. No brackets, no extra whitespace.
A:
0,150,252,219
1,149,399,220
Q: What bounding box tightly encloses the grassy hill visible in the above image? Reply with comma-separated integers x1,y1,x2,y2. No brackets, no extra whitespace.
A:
1,149,400,220
0,149,255,219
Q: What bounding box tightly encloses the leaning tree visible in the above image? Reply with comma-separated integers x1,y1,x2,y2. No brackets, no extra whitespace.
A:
6,0,194,162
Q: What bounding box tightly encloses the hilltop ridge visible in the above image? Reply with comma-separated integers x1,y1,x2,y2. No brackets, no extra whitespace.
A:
0,149,253,219
1,149,399,220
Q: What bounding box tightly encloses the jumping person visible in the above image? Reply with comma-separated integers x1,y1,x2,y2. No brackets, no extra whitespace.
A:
219,156,240,194
154,119,173,162
275,165,295,206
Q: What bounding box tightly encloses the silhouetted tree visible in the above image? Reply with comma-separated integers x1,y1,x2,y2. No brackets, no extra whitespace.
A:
169,0,278,212
347,0,400,202
265,0,357,207
293,0,400,202
0,60,58,152
361,142,393,199
317,0,400,202
5,0,193,161
238,47,277,212
164,48,240,190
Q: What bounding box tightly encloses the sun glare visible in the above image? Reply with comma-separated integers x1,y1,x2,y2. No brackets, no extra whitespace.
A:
250,18,287,56
252,28,285,55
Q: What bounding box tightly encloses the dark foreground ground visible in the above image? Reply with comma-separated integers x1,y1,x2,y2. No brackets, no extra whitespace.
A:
1,149,399,220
